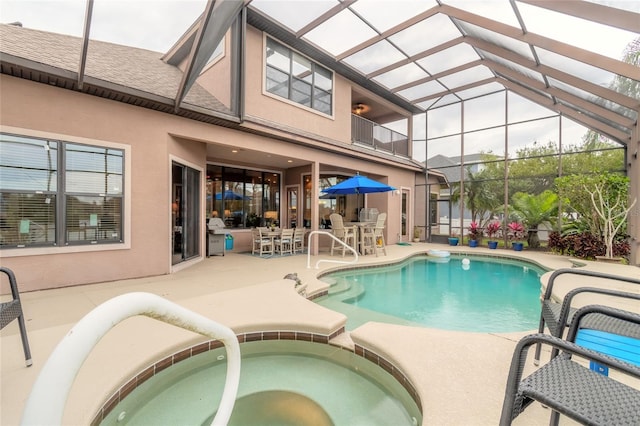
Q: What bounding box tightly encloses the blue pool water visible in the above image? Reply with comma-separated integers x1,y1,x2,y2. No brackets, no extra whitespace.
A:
317,255,545,332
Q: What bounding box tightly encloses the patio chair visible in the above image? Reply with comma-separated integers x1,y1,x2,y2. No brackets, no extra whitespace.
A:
0,267,33,367
329,213,356,257
361,213,387,256
500,304,640,426
251,228,273,257
533,268,640,364
293,227,305,254
275,228,294,256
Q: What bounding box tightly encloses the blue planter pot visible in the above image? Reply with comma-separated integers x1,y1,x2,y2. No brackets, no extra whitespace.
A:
488,241,498,249
512,242,524,251
468,239,478,247
448,237,459,246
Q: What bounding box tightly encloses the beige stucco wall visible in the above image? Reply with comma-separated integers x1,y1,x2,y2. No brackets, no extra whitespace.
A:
1,74,420,291
0,75,211,291
196,32,233,108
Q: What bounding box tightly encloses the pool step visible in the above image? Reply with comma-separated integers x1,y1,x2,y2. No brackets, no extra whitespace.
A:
327,277,350,295
336,282,366,302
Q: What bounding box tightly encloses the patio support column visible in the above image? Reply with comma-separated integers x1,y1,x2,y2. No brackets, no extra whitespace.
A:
503,91,510,248
310,161,320,255
628,122,640,266
459,102,465,237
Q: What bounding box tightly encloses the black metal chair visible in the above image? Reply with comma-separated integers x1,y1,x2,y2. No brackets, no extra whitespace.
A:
1,267,33,367
534,268,640,364
500,304,640,426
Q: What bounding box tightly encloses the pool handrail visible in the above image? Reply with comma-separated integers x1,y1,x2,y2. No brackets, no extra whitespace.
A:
21,292,240,426
306,230,359,269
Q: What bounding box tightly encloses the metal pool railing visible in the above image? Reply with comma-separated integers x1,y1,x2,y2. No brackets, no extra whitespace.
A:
21,292,240,426
306,230,359,269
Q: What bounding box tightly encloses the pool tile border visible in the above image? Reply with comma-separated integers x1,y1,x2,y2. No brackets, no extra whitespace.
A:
351,343,421,412
316,250,551,281
91,327,422,425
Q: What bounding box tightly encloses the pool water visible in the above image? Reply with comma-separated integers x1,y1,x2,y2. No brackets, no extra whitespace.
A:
100,340,421,426
317,255,544,332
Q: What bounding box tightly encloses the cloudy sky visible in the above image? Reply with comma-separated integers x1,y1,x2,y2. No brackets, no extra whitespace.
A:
1,0,207,52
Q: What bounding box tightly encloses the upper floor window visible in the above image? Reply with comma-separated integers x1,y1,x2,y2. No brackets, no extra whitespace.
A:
0,133,124,248
265,37,333,115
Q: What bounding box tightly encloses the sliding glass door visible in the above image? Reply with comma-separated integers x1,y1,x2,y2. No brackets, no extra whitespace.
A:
172,161,200,265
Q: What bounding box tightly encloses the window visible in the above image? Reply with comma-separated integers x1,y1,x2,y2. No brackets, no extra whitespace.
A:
206,165,280,228
0,133,124,248
265,37,333,115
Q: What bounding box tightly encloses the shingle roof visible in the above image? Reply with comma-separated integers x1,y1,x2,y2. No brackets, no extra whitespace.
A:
0,23,231,114
427,154,460,183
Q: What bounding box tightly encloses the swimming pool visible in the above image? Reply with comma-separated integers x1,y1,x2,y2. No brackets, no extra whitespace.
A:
317,254,545,332
98,340,422,425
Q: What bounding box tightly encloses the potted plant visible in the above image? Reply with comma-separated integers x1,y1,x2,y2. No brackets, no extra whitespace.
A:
485,221,500,249
507,221,526,251
467,221,481,247
413,226,421,243
448,230,459,246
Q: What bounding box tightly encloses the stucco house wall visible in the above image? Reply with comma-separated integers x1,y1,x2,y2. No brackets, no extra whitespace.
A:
0,18,427,292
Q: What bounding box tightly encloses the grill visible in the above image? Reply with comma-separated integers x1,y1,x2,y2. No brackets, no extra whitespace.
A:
207,218,226,257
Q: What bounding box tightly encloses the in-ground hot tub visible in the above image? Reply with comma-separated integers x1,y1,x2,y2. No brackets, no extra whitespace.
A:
96,338,422,426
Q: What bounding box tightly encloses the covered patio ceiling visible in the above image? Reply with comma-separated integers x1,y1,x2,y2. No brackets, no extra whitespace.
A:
247,0,638,146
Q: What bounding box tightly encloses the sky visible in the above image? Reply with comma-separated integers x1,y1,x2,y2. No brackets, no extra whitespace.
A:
1,0,636,161
3,0,635,60
1,0,207,52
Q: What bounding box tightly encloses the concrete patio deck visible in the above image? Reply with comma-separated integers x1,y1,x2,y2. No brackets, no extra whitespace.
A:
2,242,639,425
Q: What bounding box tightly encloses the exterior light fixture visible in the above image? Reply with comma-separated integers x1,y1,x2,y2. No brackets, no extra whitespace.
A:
352,103,370,115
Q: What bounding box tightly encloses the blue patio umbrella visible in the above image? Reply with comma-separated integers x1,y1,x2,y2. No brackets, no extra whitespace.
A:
322,174,395,195
214,190,248,200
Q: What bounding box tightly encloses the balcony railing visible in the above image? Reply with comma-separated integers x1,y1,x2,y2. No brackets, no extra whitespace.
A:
351,114,409,157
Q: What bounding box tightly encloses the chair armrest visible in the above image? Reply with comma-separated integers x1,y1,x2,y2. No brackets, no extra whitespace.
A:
0,267,21,301
501,333,640,425
556,287,640,334
566,304,640,342
542,268,640,302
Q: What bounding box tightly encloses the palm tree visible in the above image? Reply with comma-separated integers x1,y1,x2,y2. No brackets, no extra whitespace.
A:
450,167,501,226
510,190,559,249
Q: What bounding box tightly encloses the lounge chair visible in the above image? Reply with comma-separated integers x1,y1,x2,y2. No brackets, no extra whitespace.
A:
533,268,640,364
0,267,32,367
500,304,640,425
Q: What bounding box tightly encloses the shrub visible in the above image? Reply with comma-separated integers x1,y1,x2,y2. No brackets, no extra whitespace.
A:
548,231,630,260
547,231,568,254
571,232,605,259
612,235,631,258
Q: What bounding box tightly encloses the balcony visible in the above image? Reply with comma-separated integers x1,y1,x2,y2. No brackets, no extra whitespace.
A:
351,114,409,157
